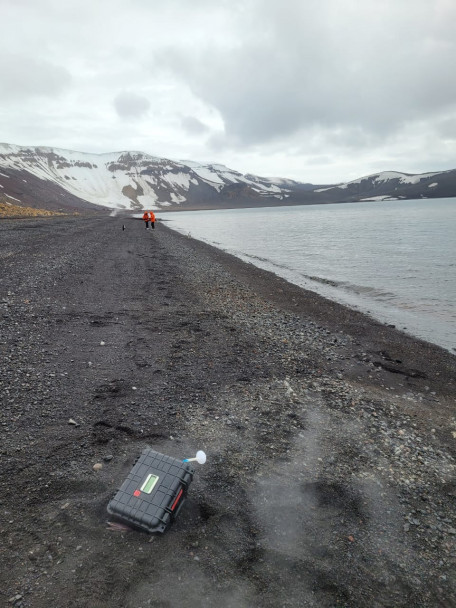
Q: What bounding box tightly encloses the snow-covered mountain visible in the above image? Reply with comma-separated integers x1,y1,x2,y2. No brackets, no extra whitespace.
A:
314,170,456,202
0,144,312,213
0,143,454,214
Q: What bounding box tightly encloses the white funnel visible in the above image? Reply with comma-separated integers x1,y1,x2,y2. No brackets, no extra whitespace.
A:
183,450,207,464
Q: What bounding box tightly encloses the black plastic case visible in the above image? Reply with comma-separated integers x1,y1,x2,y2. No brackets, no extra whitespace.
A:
107,448,194,533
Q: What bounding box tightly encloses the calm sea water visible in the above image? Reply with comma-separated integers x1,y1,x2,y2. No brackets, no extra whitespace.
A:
166,199,456,353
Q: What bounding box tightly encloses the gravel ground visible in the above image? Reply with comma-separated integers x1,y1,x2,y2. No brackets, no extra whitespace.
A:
0,215,455,608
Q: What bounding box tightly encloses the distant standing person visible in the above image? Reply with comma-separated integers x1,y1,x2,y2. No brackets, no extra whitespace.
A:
142,211,150,229
149,211,156,230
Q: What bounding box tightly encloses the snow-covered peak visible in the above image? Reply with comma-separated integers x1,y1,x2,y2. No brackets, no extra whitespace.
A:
0,144,296,210
338,170,446,189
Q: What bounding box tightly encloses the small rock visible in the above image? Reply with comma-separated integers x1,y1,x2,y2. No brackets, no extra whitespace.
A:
100,341,105,346
68,418,79,426
103,455,114,462
93,463,103,471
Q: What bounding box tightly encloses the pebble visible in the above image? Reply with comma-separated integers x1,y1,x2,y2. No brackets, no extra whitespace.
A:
93,463,103,471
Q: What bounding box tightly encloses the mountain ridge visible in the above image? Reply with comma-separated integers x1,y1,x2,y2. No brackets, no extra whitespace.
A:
0,143,454,214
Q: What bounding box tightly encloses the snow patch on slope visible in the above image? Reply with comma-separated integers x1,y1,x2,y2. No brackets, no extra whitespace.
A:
163,172,192,189
189,166,225,184
0,145,299,210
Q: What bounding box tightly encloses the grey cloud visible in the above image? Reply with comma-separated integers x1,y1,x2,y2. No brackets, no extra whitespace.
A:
157,0,456,150
181,116,209,135
0,53,71,101
113,91,150,119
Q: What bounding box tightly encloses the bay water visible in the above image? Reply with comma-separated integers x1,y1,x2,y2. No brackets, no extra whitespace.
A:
165,198,456,353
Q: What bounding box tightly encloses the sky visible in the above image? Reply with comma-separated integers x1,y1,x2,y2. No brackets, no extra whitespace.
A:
1,0,455,184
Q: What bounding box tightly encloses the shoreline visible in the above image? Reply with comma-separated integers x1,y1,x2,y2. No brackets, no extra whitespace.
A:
161,198,455,355
1,216,455,607
166,222,456,394
116,195,456,214
170,224,455,355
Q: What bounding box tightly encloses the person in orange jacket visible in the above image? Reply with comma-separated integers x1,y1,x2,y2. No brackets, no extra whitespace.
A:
142,211,150,229
149,211,156,230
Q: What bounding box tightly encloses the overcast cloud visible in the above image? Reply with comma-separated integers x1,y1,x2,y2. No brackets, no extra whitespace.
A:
0,0,455,182
113,91,151,120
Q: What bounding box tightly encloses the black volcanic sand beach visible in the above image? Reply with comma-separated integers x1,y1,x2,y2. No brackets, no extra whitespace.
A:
1,216,455,608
